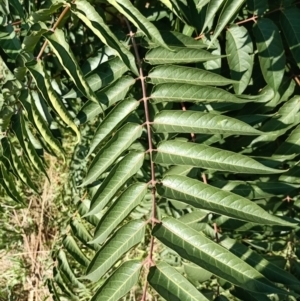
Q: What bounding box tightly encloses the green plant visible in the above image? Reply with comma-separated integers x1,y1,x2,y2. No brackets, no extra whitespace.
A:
1,0,300,300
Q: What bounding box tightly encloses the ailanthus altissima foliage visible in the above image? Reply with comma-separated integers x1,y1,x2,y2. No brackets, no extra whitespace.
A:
1,0,300,300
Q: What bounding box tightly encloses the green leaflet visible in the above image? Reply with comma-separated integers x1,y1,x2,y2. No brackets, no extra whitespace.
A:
147,65,238,86
0,24,21,60
91,260,142,301
53,267,79,300
13,113,48,180
85,220,145,282
92,182,148,244
63,58,128,99
87,151,145,216
107,0,170,50
80,46,116,76
253,18,285,92
247,0,268,15
152,217,290,295
207,231,300,288
145,47,225,65
201,0,226,33
77,76,135,124
57,249,85,288
87,97,139,156
164,165,193,177
77,200,100,227
279,164,300,184
28,0,64,23
178,211,208,231
250,95,300,146
209,0,247,47
22,22,48,53
44,28,101,105
30,92,64,161
204,39,222,73
152,110,261,135
70,219,100,251
211,180,299,199
82,123,143,186
157,175,295,227
46,279,61,301
141,30,207,49
23,138,48,180
226,25,253,94
63,235,90,267
150,83,249,103
183,262,213,283
280,7,300,68
148,261,209,301
274,124,300,157
154,140,283,174
159,0,186,24
0,161,24,204
26,60,80,143
5,137,38,193
71,0,138,75
9,0,26,21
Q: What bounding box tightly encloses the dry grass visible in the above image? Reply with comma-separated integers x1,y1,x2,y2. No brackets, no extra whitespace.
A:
0,154,68,301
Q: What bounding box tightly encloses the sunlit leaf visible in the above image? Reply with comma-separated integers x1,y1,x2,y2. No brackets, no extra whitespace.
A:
209,0,247,47
71,0,138,75
57,249,85,288
213,232,300,287
26,59,80,143
77,76,135,124
148,261,209,301
70,219,100,251
0,161,24,204
154,140,284,174
87,151,145,216
0,24,21,60
157,175,295,226
253,18,285,91
12,113,48,180
82,123,142,186
141,30,207,49
44,28,102,105
211,180,299,199
145,47,225,65
85,220,145,282
29,92,64,161
91,260,142,301
108,0,171,50
152,110,261,135
226,25,253,94
153,217,290,295
274,124,300,158
87,97,139,156
63,58,128,99
63,235,90,267
201,0,226,33
148,65,237,85
150,83,248,103
92,183,148,244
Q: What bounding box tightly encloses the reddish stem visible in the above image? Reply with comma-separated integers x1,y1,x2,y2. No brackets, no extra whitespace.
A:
213,223,219,243
235,15,257,25
36,2,73,60
124,18,158,301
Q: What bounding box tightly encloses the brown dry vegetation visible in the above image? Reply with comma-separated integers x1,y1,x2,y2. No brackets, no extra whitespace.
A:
0,155,68,301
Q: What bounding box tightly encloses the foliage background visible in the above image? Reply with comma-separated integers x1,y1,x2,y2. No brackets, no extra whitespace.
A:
1,0,300,300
